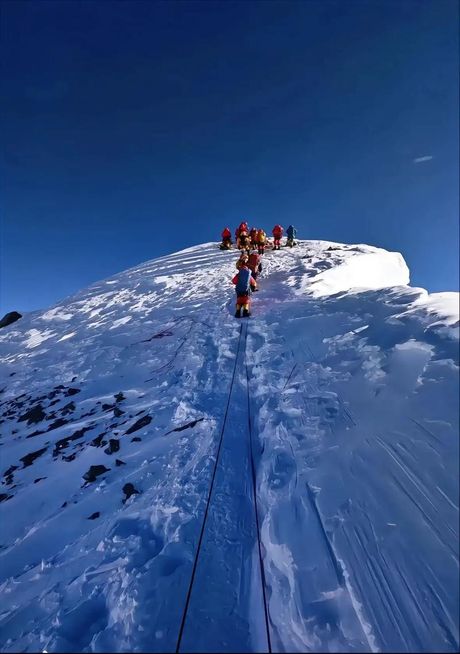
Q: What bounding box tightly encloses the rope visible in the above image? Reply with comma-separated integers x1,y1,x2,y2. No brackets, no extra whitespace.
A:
244,322,272,653
175,323,244,653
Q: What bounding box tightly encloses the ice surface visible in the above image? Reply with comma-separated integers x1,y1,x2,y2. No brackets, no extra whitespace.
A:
0,240,458,652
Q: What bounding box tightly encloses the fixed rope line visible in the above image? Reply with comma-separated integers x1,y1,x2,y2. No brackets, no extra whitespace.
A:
175,323,244,653
244,322,273,653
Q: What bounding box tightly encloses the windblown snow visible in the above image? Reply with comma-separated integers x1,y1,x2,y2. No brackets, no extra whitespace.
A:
0,240,458,653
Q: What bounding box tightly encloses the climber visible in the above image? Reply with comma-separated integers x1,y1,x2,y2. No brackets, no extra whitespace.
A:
235,221,249,241
272,224,284,250
248,250,262,286
237,230,250,252
249,227,258,248
220,227,233,250
256,228,267,254
286,225,297,247
232,263,257,318
236,252,249,270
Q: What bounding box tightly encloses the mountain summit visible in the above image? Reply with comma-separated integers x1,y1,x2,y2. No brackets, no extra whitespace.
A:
1,240,458,653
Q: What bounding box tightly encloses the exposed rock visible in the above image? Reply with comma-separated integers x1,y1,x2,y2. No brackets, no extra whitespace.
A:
65,388,80,397
104,438,120,455
26,429,45,439
34,477,47,484
88,511,100,520
3,465,18,485
115,458,126,466
60,402,76,415
83,465,110,483
47,418,69,432
53,426,94,457
131,436,142,442
0,311,22,329
113,406,124,418
122,482,139,503
102,403,115,411
0,493,13,503
166,417,204,434
20,446,48,468
125,415,152,435
47,386,65,400
90,434,107,448
18,404,46,425
114,392,125,403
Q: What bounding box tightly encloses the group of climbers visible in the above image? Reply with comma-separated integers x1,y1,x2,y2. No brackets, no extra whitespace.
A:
226,220,298,317
220,222,296,251
220,221,298,317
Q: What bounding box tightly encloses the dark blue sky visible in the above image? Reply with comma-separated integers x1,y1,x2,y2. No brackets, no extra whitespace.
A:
1,0,458,313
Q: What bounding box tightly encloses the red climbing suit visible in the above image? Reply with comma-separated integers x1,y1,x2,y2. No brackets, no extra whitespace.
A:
272,224,284,249
221,227,231,240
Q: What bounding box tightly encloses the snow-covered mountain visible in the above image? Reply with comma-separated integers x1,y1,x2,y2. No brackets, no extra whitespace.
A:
1,240,458,653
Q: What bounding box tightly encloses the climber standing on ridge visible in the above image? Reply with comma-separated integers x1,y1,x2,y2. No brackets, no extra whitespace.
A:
232,262,257,318
237,229,250,252
272,224,284,250
235,221,249,241
249,227,258,248
286,224,297,247
220,227,232,250
256,228,267,254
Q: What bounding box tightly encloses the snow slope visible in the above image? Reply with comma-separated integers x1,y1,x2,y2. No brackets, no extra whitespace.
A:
0,240,458,653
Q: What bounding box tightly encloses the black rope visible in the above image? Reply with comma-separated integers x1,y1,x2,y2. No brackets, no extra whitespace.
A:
244,323,272,653
175,323,244,653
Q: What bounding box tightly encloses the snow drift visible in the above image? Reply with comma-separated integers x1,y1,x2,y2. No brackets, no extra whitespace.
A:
0,240,458,653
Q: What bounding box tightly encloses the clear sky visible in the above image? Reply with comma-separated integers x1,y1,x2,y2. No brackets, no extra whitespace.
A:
1,0,458,314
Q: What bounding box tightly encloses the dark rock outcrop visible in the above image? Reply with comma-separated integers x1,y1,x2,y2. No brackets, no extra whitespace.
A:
83,465,110,483
60,402,76,415
18,404,46,425
122,482,139,502
65,388,80,397
47,418,69,432
125,415,152,435
3,465,18,485
20,446,48,468
166,417,204,434
0,311,22,329
53,426,93,456
90,434,107,448
104,438,120,455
